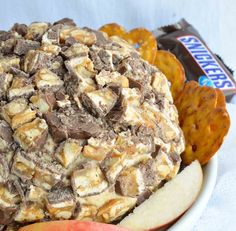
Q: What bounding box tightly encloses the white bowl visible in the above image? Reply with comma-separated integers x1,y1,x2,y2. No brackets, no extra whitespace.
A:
168,155,218,231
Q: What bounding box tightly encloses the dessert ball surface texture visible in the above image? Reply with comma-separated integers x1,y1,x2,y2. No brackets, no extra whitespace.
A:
0,18,184,228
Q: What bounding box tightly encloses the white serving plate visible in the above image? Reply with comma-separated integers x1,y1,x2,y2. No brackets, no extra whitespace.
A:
169,155,218,231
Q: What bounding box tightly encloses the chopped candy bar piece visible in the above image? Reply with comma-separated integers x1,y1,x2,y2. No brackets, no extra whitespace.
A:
42,134,57,154
30,91,56,113
62,43,89,59
83,136,115,161
26,185,46,204
60,27,96,45
7,77,35,100
39,44,61,56
0,182,21,225
46,187,76,219
0,73,13,99
0,38,16,55
155,151,180,180
55,138,83,168
34,68,63,91
0,56,20,73
151,71,173,103
14,39,40,55
13,118,48,151
0,155,10,183
1,98,28,124
138,159,161,188
71,164,108,197
74,204,97,221
33,157,63,190
116,166,145,197
25,22,49,41
0,120,13,152
89,46,114,71
14,202,45,223
82,87,118,117
23,50,51,74
11,23,27,36
95,70,129,88
12,150,35,181
11,108,36,130
45,108,104,142
42,24,62,45
65,56,96,95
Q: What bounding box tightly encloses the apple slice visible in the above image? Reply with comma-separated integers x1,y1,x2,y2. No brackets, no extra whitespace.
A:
19,220,131,231
119,160,203,231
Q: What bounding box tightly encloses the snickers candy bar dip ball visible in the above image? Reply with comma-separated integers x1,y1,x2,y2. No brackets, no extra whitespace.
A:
0,18,184,229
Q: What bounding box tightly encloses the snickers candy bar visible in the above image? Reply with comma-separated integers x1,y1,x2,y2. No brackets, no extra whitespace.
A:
155,19,236,102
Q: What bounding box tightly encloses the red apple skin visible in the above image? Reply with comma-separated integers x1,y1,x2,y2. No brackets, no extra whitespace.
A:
19,220,131,231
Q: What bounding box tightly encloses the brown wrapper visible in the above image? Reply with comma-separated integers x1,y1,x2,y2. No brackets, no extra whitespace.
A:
154,19,236,102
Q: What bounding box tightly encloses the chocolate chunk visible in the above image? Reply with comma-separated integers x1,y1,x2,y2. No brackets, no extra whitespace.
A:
62,108,105,140
89,47,114,71
136,189,152,206
118,57,151,88
55,89,66,101
14,39,40,55
44,112,68,143
0,206,17,225
65,37,77,46
0,38,16,54
0,31,14,42
9,67,29,78
0,120,13,152
45,107,105,143
53,18,76,27
84,28,111,48
11,23,28,37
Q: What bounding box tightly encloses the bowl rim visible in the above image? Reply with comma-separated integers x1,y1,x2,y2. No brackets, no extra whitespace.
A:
168,155,218,231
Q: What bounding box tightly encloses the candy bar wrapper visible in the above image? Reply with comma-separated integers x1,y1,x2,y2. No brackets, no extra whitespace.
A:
154,19,236,102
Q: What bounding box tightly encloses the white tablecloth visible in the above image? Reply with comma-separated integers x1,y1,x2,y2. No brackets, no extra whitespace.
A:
0,1,236,229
